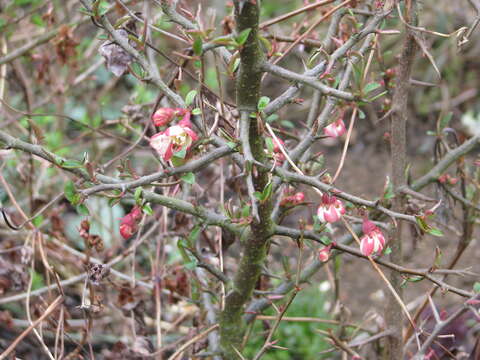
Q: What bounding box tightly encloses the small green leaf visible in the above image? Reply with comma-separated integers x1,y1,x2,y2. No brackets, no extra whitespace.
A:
174,147,187,159
134,187,143,203
171,157,186,167
236,28,252,45
241,205,251,218
76,204,90,216
258,35,272,53
212,36,235,45
61,160,84,169
439,112,453,131
226,141,237,149
258,96,270,111
253,191,264,201
78,7,94,16
64,180,81,205
185,90,197,106
193,37,203,56
415,216,444,237
320,236,331,245
181,172,196,185
187,225,202,246
192,108,202,115
280,120,294,129
473,282,480,293
142,203,153,216
368,90,388,102
108,197,120,207
383,246,392,255
231,58,240,73
266,114,278,123
415,216,428,231
184,260,198,270
427,227,444,237
383,176,395,200
363,82,381,94
265,137,274,153
32,215,44,227
64,180,76,199
30,14,45,27
177,238,193,263
262,182,273,201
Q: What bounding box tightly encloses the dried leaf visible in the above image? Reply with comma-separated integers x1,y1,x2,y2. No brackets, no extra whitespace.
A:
99,29,133,77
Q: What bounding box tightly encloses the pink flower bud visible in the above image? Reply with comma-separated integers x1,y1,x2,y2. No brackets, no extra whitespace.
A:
294,192,305,203
280,192,305,207
152,108,176,127
324,118,346,138
119,206,143,239
272,137,284,153
318,245,332,262
438,173,458,186
317,194,345,223
130,206,142,221
360,218,386,256
152,108,190,127
119,222,136,240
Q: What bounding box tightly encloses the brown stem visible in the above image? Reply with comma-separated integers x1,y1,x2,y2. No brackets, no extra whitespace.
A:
218,1,273,358
386,1,418,358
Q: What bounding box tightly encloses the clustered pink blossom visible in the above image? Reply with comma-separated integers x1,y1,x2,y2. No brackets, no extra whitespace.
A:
438,173,458,186
152,107,191,127
150,109,198,162
359,218,386,256
280,192,305,207
119,206,143,240
324,118,346,138
317,193,345,223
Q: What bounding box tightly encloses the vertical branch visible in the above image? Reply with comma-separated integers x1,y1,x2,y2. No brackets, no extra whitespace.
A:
387,1,418,359
219,0,273,358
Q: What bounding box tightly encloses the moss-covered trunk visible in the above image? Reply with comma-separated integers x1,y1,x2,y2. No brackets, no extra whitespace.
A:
219,0,273,358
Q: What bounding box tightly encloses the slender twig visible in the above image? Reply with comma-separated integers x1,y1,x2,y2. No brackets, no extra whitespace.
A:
0,296,63,360
259,0,336,29
165,324,220,360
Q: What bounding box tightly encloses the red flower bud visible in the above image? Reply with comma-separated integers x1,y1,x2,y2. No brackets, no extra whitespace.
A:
119,206,143,239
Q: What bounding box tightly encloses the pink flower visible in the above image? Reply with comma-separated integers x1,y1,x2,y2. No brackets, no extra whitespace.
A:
360,219,386,256
324,118,346,138
318,244,333,262
294,192,305,203
271,137,286,163
280,192,305,207
119,206,143,240
150,122,198,161
317,193,345,223
152,108,190,127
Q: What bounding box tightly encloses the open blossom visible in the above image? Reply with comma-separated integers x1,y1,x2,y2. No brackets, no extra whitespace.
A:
152,108,190,127
360,218,386,256
119,206,143,240
150,120,198,161
317,193,345,223
324,118,346,138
